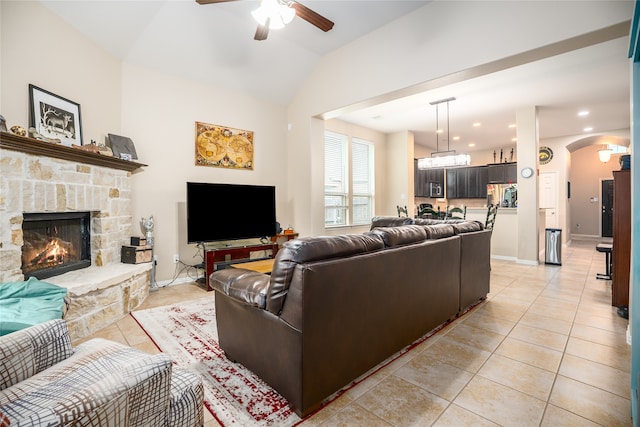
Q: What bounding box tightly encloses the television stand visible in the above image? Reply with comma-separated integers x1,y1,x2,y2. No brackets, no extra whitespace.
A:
203,242,278,291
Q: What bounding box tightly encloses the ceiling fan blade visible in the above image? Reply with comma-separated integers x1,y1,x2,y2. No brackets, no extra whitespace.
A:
291,1,334,32
254,19,270,41
196,0,238,4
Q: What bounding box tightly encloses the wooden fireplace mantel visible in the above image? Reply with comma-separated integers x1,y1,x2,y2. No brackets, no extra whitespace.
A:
0,132,147,172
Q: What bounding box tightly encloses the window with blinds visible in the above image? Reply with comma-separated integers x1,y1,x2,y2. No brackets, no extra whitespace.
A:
324,131,374,227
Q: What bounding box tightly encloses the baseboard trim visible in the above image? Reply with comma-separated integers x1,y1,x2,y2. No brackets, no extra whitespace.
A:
516,258,540,266
491,255,518,262
156,275,199,288
572,234,612,242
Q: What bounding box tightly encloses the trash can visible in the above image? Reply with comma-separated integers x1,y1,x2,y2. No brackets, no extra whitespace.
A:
545,228,562,265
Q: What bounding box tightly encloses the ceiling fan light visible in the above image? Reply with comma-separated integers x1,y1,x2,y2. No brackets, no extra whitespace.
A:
252,0,293,29
280,3,295,24
251,7,269,26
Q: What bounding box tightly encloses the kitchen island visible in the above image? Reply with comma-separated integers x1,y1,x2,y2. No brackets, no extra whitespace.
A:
467,207,518,260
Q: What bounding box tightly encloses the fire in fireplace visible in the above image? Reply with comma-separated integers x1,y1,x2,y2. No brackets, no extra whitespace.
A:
22,212,91,279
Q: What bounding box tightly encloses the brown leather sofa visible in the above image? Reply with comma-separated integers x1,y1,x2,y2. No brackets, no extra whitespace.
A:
403,217,492,313
209,221,490,418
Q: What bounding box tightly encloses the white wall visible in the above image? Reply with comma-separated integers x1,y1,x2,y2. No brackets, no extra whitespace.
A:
120,63,288,282
540,129,630,244
1,1,121,144
2,1,633,281
287,0,632,238
1,1,289,283
387,131,414,216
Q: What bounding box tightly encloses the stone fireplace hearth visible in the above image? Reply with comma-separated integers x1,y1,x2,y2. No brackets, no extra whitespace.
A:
1,133,150,339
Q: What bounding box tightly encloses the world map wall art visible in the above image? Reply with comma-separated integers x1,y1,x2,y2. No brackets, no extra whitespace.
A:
195,121,254,170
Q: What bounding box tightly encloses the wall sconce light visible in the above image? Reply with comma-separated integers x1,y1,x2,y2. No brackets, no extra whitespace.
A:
598,145,612,163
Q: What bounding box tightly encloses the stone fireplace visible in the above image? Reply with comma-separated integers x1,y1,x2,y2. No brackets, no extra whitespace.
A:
0,133,150,339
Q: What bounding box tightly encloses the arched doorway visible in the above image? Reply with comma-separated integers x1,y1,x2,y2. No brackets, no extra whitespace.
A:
566,135,629,240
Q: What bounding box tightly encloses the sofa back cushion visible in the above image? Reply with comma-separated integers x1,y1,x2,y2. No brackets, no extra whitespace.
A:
370,216,413,229
450,220,484,234
266,234,384,314
365,225,427,247
421,224,456,239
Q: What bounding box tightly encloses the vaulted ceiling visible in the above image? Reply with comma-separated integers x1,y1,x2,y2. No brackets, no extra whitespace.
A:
39,0,631,153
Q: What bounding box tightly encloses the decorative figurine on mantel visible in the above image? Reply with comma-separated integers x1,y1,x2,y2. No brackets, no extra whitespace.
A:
0,115,7,132
10,125,26,137
71,139,114,156
29,127,61,143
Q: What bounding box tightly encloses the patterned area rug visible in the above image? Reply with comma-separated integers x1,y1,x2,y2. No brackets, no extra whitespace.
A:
132,295,453,426
131,296,302,427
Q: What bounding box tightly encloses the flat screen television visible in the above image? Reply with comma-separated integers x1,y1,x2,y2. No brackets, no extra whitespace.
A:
186,182,277,244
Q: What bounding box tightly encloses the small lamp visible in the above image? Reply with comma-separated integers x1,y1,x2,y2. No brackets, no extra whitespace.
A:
598,146,612,163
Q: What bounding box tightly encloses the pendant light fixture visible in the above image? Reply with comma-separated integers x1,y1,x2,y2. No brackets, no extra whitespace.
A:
417,97,470,169
598,144,612,163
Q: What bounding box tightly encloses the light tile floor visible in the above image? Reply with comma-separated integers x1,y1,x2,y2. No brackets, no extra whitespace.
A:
78,240,633,426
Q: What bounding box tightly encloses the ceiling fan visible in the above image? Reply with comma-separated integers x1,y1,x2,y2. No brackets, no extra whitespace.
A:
196,0,334,41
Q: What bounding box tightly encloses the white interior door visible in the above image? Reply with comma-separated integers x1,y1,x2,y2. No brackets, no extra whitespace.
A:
539,172,558,228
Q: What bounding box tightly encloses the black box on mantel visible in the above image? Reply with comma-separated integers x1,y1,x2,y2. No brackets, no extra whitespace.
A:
130,236,147,246
121,245,152,264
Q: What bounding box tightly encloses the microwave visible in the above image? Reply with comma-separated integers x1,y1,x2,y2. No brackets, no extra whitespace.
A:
429,182,442,198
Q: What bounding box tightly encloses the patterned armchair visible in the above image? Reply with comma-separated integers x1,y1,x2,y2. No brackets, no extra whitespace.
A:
0,319,203,426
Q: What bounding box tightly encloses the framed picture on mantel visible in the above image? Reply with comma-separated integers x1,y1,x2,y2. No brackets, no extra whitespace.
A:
29,84,83,147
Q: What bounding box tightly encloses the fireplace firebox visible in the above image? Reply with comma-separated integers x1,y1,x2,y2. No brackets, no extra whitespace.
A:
22,212,91,279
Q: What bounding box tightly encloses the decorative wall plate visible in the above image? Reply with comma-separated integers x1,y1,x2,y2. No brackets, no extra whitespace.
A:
539,146,553,165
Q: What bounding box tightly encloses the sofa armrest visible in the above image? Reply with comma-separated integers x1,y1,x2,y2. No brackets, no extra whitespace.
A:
0,338,175,426
209,268,271,309
0,319,72,390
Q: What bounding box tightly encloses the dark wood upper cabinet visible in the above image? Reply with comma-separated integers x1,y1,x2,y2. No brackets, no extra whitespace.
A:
487,162,517,184
446,166,488,199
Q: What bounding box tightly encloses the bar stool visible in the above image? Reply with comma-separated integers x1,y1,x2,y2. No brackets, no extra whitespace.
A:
596,243,612,280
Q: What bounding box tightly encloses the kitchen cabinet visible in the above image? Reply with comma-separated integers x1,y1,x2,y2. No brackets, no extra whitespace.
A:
469,166,488,198
414,161,444,197
488,162,517,184
446,168,459,199
414,160,426,196
446,166,487,199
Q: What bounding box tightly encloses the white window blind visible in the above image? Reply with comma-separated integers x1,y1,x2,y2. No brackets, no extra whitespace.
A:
324,132,348,226
351,138,374,225
324,132,374,227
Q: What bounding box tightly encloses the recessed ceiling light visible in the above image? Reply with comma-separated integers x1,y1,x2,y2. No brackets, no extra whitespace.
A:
584,127,593,132
511,137,517,142
578,110,589,117
508,124,516,128
468,143,476,147
436,129,444,134
472,122,481,127
453,136,460,141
